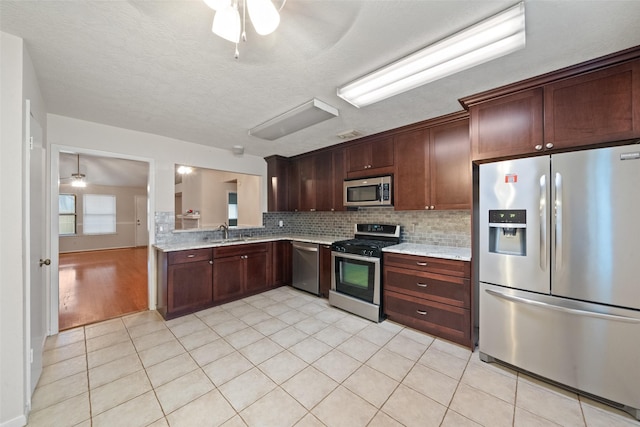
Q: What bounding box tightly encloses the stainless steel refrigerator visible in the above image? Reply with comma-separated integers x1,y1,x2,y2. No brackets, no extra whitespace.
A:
479,144,640,419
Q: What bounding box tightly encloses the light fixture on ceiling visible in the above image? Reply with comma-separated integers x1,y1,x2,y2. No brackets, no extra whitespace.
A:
177,165,193,175
71,154,87,188
204,0,284,59
232,145,245,155
249,98,339,141
337,2,526,108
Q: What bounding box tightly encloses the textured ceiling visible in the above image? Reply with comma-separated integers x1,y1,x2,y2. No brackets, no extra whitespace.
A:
59,152,149,188
2,1,640,158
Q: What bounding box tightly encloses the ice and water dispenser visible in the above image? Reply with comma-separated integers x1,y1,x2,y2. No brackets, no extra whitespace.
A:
488,209,527,256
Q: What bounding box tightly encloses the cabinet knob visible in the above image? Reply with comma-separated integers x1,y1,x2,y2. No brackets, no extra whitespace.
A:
310,208,316,212
430,206,435,210
545,142,554,149
534,144,543,151
209,260,213,264
187,254,196,258
416,310,428,316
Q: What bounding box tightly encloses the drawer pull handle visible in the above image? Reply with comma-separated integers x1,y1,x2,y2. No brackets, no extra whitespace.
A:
187,254,196,258
416,310,428,316
416,283,427,288
416,262,427,266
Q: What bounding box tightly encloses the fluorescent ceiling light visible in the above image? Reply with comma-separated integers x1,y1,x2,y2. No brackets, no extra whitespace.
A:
337,2,526,108
249,98,339,140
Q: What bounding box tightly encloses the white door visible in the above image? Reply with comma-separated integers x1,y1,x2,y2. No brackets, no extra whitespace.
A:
135,195,148,247
27,104,47,395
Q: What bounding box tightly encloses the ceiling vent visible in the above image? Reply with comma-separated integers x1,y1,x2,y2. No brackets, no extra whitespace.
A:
336,130,364,140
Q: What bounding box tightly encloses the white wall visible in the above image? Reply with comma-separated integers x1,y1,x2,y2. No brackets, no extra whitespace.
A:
1,31,47,427
47,115,268,214
59,184,147,253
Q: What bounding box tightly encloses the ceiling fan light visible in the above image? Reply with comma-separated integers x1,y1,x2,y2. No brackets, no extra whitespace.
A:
203,0,230,11
212,4,241,43
247,0,280,36
71,174,86,188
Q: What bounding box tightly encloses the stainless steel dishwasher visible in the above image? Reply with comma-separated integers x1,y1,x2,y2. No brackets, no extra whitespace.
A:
291,241,319,295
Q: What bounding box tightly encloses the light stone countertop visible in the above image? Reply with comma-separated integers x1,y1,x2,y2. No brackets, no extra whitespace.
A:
154,234,344,252
383,243,471,261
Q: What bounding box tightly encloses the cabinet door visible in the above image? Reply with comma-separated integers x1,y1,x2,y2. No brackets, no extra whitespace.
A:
168,260,212,315
393,129,429,210
370,137,394,169
213,256,244,302
245,252,270,293
298,155,316,211
429,119,471,210
288,158,300,211
314,151,334,211
318,245,332,298
272,240,292,287
346,142,371,173
544,59,640,148
332,149,346,211
470,88,543,161
265,155,289,212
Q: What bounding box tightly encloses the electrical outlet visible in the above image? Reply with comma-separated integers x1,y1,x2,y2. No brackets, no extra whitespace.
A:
278,220,284,227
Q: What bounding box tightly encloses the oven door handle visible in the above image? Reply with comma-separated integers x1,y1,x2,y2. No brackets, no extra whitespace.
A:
331,251,380,264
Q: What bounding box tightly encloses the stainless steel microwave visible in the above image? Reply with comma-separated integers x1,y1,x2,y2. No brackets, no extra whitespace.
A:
343,176,392,207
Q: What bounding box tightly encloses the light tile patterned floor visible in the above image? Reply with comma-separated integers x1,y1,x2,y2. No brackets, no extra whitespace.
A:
30,286,640,427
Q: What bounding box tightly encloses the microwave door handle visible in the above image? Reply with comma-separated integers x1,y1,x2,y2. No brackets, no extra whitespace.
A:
377,183,383,202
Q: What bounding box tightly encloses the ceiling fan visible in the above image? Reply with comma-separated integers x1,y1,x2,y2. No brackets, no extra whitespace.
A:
60,153,87,187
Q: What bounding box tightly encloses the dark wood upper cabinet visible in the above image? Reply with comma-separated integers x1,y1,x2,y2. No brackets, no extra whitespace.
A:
544,59,640,148
463,49,640,162
265,155,289,212
393,129,429,211
469,88,544,161
314,150,333,212
287,158,299,211
429,119,471,210
297,155,316,211
332,148,346,211
346,136,394,178
394,113,471,211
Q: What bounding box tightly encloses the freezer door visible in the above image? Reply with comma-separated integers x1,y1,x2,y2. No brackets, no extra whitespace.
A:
479,157,551,293
552,145,640,310
479,282,640,414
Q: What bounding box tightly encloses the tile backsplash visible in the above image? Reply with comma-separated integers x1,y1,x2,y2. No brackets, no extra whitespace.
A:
155,209,470,248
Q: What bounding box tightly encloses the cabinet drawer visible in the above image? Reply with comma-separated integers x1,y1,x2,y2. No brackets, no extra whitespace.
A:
168,248,212,265
214,242,269,258
384,253,470,278
384,266,470,308
384,291,471,348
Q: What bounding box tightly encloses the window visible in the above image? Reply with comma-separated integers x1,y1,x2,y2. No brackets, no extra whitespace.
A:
228,192,238,227
83,194,116,234
59,194,76,235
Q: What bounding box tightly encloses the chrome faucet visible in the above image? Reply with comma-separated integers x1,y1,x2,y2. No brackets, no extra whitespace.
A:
219,222,229,240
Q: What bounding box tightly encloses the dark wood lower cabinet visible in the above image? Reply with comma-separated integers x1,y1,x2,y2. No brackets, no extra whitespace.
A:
212,255,244,303
157,242,278,319
157,248,213,320
272,240,292,287
383,252,473,348
319,245,332,298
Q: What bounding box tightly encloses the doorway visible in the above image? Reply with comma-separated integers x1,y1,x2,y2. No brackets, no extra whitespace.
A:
55,151,151,330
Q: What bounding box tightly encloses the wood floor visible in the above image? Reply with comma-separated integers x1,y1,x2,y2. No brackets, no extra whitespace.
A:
58,247,148,330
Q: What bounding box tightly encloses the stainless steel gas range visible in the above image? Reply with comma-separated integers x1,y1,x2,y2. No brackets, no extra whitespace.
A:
329,224,400,322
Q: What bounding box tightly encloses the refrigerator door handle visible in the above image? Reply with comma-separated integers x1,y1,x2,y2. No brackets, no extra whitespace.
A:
539,174,547,271
485,289,640,324
555,172,563,271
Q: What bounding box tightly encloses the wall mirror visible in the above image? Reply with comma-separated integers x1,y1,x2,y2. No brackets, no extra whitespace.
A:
175,165,262,231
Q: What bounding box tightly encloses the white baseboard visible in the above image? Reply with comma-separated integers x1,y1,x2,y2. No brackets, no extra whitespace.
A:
0,414,27,427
